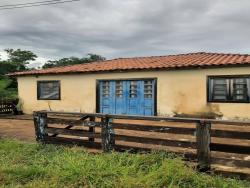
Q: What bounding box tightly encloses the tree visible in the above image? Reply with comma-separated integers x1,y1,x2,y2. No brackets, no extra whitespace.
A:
0,61,18,99
42,53,106,69
42,57,83,69
0,77,17,99
87,53,106,62
0,61,18,77
0,48,37,100
5,48,37,70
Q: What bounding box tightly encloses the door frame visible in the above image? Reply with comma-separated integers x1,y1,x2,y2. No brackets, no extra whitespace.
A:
96,77,157,116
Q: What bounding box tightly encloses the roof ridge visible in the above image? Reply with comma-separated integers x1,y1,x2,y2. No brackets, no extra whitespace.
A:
8,52,250,76
108,52,207,60
199,51,250,56
39,52,250,69
104,51,250,61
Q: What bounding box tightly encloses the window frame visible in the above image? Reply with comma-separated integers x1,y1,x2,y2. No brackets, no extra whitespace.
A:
207,75,250,103
37,80,61,100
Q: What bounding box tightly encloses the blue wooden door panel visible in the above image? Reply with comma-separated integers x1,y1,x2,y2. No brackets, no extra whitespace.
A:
99,79,155,116
100,81,115,114
127,80,140,115
115,81,127,114
143,80,155,116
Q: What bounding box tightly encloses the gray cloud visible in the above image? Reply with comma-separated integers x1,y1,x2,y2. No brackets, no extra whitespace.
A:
0,0,250,65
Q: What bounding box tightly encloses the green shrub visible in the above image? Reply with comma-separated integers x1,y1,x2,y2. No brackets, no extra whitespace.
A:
0,78,17,100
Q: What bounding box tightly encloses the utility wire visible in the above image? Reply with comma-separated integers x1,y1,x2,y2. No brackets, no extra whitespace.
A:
0,0,64,8
0,0,80,10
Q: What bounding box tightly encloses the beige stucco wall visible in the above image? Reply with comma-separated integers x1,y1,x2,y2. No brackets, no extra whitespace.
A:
17,67,250,119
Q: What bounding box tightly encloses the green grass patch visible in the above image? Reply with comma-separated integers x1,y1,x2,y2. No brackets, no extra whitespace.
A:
0,139,249,188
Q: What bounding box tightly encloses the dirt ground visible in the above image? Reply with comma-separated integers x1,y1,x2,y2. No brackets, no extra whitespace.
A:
0,118,35,141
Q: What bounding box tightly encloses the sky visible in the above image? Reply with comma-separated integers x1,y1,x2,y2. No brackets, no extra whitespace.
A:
0,0,250,67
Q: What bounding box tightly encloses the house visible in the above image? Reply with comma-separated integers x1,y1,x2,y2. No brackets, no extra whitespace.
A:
8,52,250,119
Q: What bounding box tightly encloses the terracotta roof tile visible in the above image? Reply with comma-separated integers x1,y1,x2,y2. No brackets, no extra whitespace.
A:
8,52,250,76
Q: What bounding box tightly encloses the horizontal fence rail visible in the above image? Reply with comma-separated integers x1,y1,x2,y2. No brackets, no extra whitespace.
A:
33,111,250,174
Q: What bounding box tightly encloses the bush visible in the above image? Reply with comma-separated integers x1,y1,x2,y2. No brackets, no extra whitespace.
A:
0,77,17,100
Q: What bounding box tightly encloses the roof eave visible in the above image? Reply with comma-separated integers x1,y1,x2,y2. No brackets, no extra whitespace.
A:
7,63,250,77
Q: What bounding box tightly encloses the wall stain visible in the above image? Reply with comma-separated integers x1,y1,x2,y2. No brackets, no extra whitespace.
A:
173,108,223,119
172,91,223,119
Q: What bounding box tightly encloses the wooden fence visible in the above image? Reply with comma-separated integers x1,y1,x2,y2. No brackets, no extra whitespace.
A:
0,99,16,114
33,111,250,174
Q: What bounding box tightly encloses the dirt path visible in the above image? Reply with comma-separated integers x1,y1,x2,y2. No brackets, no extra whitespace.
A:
0,118,35,141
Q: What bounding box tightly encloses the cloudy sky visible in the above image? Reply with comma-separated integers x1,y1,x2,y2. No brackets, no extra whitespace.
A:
0,0,250,67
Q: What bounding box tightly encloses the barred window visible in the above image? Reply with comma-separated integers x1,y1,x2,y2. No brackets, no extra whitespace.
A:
208,76,250,102
37,81,60,100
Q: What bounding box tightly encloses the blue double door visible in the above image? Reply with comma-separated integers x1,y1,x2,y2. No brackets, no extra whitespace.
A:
99,79,155,116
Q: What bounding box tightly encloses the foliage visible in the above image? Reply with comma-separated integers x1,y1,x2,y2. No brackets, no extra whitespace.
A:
0,48,105,100
0,77,17,99
0,63,18,100
87,53,106,62
0,48,38,100
0,61,18,76
4,48,37,71
0,139,248,188
42,53,106,69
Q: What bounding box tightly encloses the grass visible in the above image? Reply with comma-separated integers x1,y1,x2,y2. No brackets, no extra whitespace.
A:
0,139,249,188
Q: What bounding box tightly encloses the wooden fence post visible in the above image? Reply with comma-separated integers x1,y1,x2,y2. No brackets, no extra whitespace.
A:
101,117,115,152
196,121,211,172
88,116,95,142
33,112,47,143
